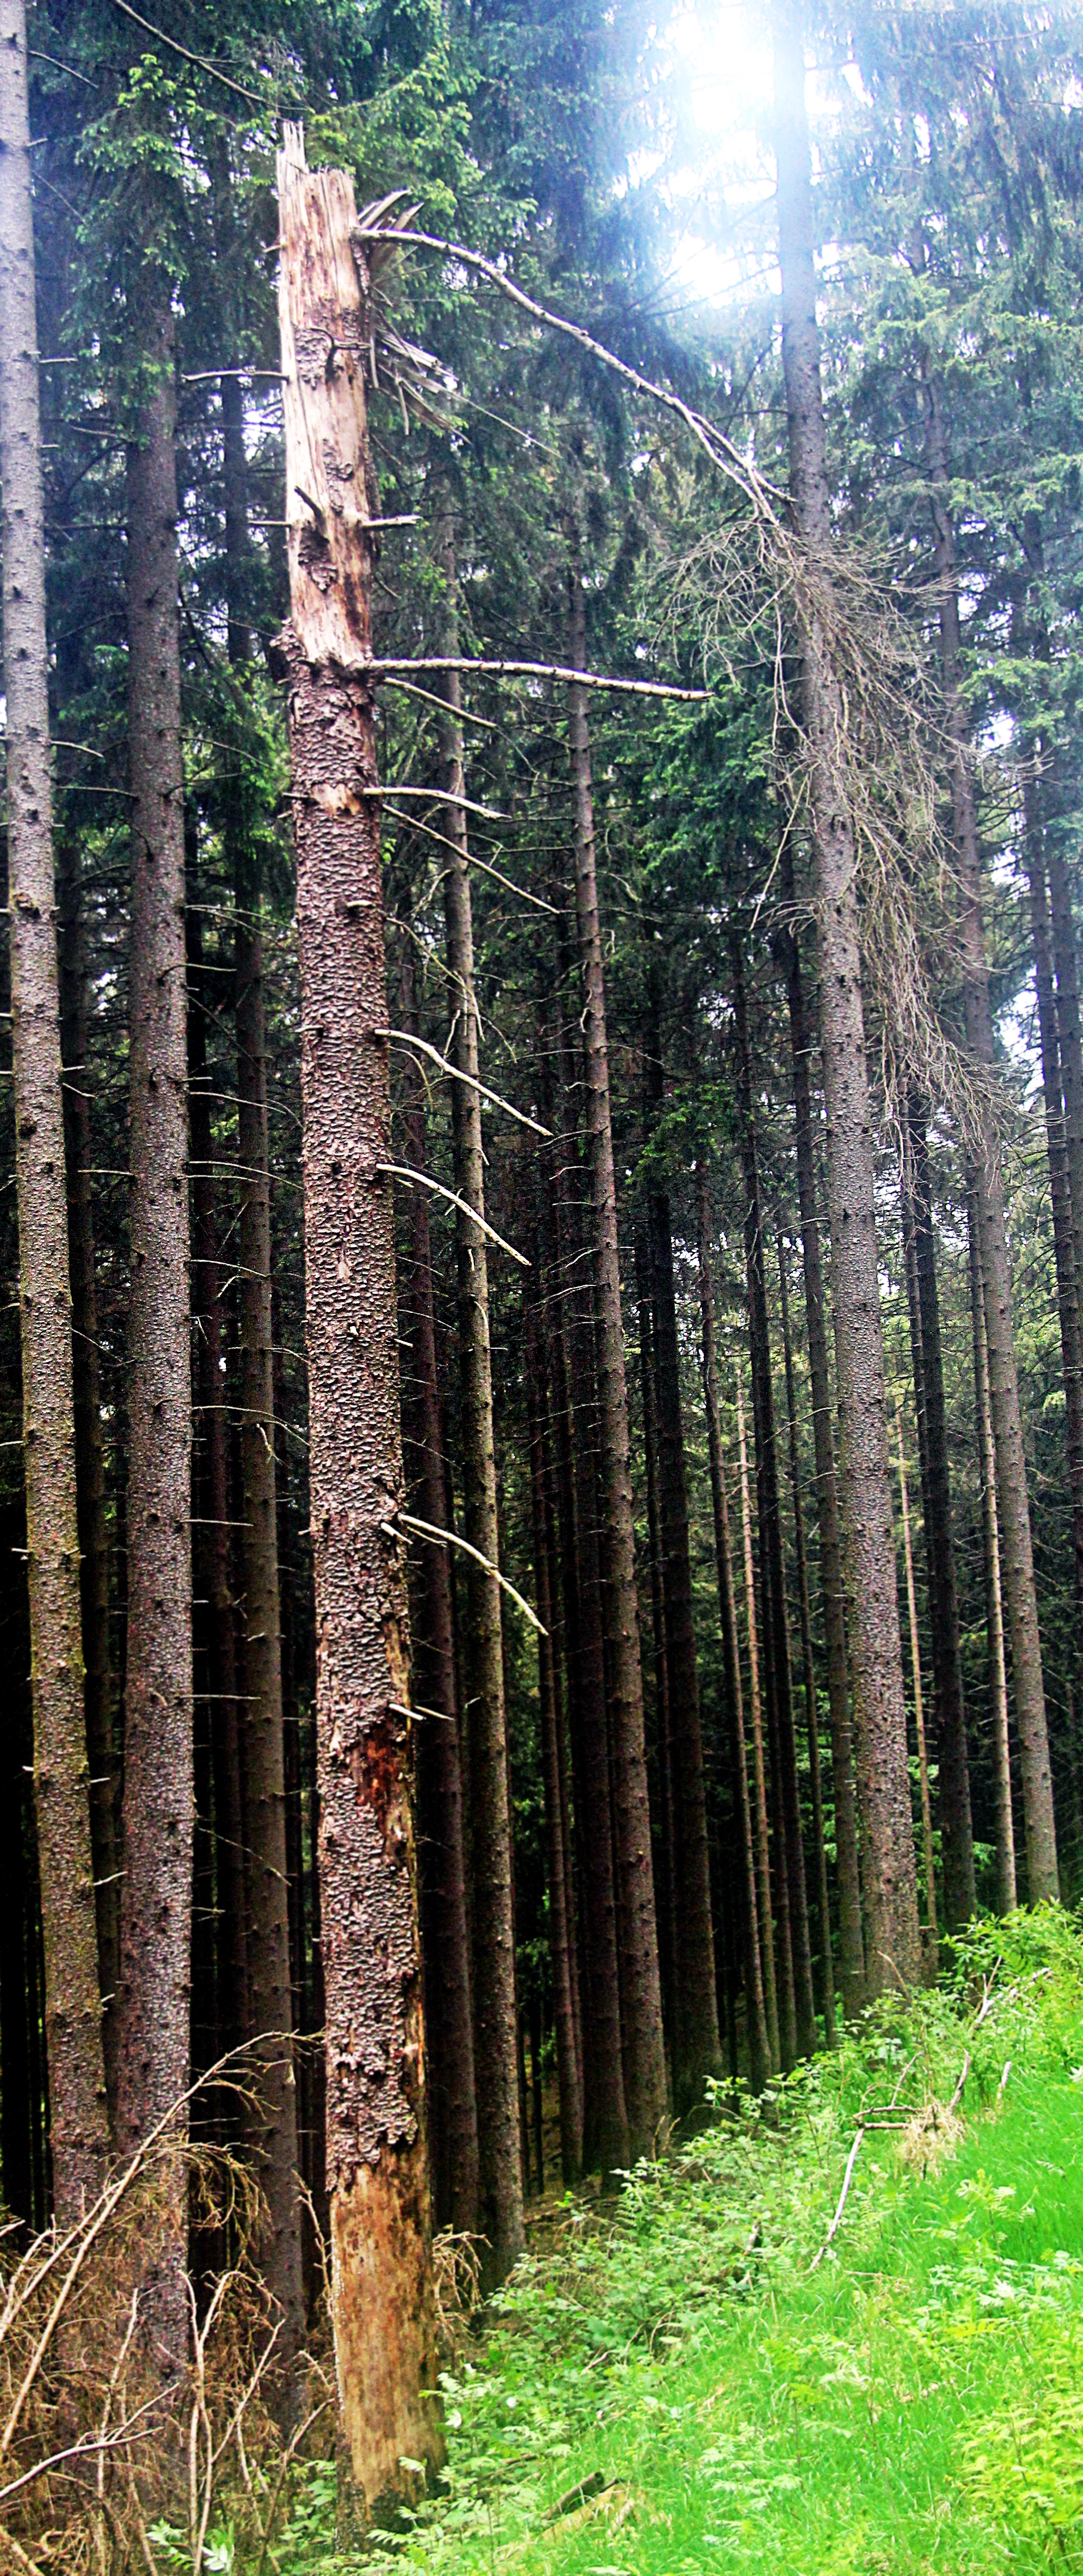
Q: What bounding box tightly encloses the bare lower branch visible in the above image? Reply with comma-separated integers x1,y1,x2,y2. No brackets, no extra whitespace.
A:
386,1510,547,1634
378,1162,529,1266
379,1026,550,1137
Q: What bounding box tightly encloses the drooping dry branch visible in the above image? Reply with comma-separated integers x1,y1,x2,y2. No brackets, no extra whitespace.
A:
378,1162,530,1265
371,654,709,700
388,1511,546,1635
380,1026,550,1138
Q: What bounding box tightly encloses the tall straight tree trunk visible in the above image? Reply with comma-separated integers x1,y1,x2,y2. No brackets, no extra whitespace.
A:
920,367,1056,1901
1024,802,1083,1633
731,935,816,2059
966,1180,1016,1914
696,1178,769,2092
116,280,193,2375
0,0,109,2220
57,833,119,2114
186,912,248,2073
221,361,305,2409
1046,826,1083,1310
736,1366,779,2067
434,509,524,2271
773,0,921,1989
549,980,629,2174
525,1285,583,2181
636,1230,676,2055
777,1238,836,2045
775,847,864,2012
566,569,665,2157
644,1058,722,2110
907,1105,976,1926
274,132,442,2506
397,942,479,2235
895,1407,937,1956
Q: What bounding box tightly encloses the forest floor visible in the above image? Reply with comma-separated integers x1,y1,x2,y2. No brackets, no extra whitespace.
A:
283,1909,1083,2576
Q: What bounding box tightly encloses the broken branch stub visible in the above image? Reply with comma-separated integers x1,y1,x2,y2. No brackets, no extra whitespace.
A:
273,119,443,2515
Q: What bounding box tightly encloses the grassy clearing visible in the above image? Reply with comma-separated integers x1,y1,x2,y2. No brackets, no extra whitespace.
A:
284,1908,1083,2574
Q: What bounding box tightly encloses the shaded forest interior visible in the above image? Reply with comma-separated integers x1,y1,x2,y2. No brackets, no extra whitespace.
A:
3,0,1083,2546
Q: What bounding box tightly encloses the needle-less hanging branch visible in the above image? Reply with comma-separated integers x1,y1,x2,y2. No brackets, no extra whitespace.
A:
384,1512,547,1636
381,802,558,912
377,1163,530,1266
370,655,710,701
378,1027,551,1138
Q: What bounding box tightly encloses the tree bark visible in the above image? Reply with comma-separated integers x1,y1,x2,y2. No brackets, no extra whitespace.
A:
908,1105,976,1926
274,131,442,2508
433,509,524,2270
921,364,1057,1901
636,1230,676,2057
222,359,305,2411
896,1406,937,1958
0,0,109,2222
56,832,119,2114
1046,832,1083,1320
696,1177,769,2092
777,1237,836,2045
396,941,479,2235
1024,799,1083,1636
525,1283,583,2182
736,1366,779,2068
773,0,921,1990
566,569,666,2157
730,934,815,2059
966,1178,1016,1913
775,848,864,2012
644,1032,721,2107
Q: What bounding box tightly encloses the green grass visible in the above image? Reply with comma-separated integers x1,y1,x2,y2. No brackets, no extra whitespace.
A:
284,1908,1083,2574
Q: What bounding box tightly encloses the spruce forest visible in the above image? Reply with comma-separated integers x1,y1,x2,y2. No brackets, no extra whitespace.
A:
6,0,1083,2564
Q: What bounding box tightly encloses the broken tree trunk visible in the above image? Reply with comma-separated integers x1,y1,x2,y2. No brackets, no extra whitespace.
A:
274,126,442,2511
0,0,109,2219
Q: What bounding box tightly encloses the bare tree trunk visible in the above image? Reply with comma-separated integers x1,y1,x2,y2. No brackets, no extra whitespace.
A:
186,912,248,2073
966,1180,1016,1914
775,849,864,2012
1046,834,1083,1313
566,569,665,2157
908,1105,976,1927
773,0,921,1989
895,1407,937,1957
696,1178,769,2093
397,942,479,2235
777,1238,836,2045
433,510,523,2275
736,1366,779,2068
220,366,306,2411
549,983,628,2175
274,131,442,2507
525,1285,583,2182
57,832,119,2115
1024,800,1083,1635
731,934,815,2059
644,1075,722,2110
0,0,109,2221
636,1231,676,2058
115,279,193,2373
921,365,1057,1902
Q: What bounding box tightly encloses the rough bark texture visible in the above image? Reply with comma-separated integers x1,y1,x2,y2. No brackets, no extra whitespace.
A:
433,512,524,2272
397,944,479,2235
550,983,628,2174
773,0,921,1990
222,362,305,2410
775,853,864,2012
636,1231,676,2056
731,936,815,2059
896,1409,937,1956
57,830,119,2111
908,1106,976,1927
525,1285,583,2181
736,1367,779,2068
1024,805,1083,1637
921,365,1057,1901
566,570,666,2158
696,1180,769,2093
777,1238,836,2045
644,1033,721,2106
1047,828,1083,1323
0,0,109,2220
276,131,442,2507
966,1180,1016,1914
